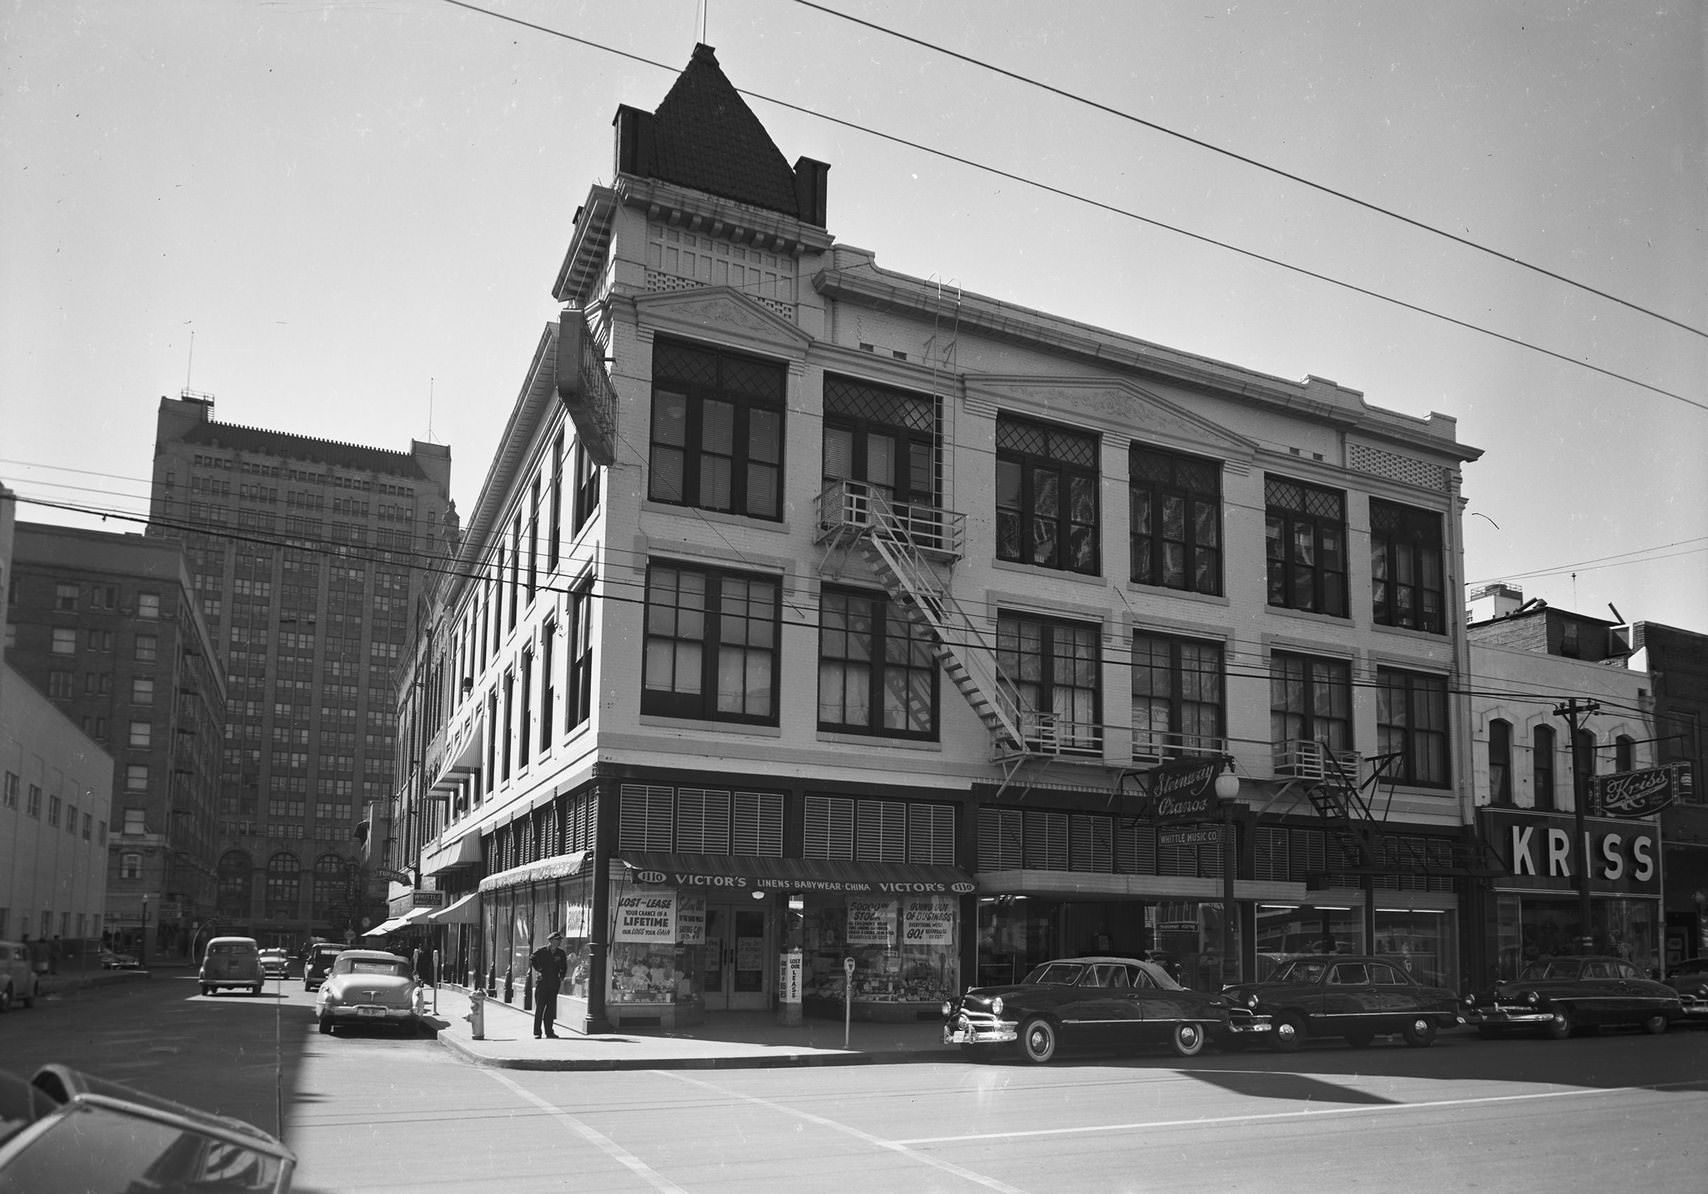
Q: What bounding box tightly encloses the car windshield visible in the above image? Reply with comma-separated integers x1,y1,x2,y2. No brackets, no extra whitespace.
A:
1518,960,1587,981
334,958,409,978
207,944,253,957
1269,959,1329,984
1024,963,1088,986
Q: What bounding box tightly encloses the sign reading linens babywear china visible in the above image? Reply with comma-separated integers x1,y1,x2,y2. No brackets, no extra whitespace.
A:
902,897,955,945
614,892,677,942
846,898,897,947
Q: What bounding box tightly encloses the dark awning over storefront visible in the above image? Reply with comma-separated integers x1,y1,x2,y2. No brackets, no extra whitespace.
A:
427,891,481,924
617,852,975,895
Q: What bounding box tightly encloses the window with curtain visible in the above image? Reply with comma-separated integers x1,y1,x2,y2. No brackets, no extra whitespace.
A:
1488,719,1512,804
1533,725,1556,810
1377,669,1450,787
996,415,1100,575
1265,475,1347,616
1129,445,1221,594
648,338,785,519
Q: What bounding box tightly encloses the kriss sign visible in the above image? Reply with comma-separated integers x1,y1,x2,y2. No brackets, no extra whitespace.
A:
1589,762,1693,819
1483,809,1660,894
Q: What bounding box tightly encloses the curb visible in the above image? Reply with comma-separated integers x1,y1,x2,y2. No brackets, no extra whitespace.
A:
431,1029,960,1071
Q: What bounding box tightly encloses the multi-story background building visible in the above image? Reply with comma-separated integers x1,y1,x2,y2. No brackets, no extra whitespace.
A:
397,44,1484,1035
1,484,116,962
1466,586,1665,984
147,394,455,947
6,523,224,961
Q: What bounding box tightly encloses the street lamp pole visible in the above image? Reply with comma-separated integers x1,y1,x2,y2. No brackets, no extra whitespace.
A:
1215,759,1241,985
139,894,150,969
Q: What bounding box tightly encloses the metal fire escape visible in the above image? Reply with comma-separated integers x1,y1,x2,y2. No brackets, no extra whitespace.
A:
816,482,1033,765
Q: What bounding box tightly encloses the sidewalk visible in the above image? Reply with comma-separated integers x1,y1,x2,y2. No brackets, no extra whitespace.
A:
422,984,960,1072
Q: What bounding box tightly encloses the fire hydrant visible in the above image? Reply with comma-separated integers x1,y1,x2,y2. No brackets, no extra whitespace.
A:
465,990,486,1040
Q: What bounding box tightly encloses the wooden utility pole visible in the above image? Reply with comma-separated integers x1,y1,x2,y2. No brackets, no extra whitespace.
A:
1555,698,1601,952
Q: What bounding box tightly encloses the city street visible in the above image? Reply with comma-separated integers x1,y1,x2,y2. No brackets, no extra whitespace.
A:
2,975,1704,1192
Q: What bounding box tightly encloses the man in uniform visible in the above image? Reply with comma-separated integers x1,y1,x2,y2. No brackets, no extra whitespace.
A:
530,930,569,1040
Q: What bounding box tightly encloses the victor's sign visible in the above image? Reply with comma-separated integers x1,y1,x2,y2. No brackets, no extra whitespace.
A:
1589,762,1692,819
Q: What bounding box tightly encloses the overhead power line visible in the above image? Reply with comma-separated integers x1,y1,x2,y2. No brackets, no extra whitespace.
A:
790,0,1707,341
438,0,1707,415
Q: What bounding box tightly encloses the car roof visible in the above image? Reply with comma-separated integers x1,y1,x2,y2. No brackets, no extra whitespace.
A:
335,949,405,962
206,936,258,946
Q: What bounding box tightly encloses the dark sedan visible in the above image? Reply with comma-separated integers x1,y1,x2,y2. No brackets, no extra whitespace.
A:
1663,957,1708,1025
1463,955,1682,1039
942,956,1270,1063
1220,955,1461,1050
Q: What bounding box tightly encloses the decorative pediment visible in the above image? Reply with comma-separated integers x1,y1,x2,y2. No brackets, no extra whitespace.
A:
635,286,811,356
967,375,1257,460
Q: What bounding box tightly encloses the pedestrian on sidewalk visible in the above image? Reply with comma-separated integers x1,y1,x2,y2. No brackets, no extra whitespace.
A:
530,931,568,1040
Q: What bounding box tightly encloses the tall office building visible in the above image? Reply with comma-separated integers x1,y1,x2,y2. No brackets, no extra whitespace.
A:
149,394,455,946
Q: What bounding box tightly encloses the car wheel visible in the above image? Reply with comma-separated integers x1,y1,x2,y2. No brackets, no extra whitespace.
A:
1272,1013,1307,1052
318,1015,333,1035
1546,1008,1574,1039
1641,1012,1669,1036
1019,1016,1059,1064
1344,1031,1374,1049
200,984,212,997
1402,1017,1437,1048
1170,1022,1206,1058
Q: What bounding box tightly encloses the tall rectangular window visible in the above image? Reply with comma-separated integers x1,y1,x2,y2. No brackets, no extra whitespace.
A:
1270,652,1352,754
1131,632,1224,760
996,415,1099,575
519,649,534,764
1129,446,1221,594
565,579,594,732
526,476,541,603
548,430,564,571
817,587,937,738
822,375,938,524
648,338,785,519
1370,499,1445,633
1488,719,1512,804
573,439,601,534
1265,475,1347,615
1532,725,1556,811
501,670,514,783
56,583,79,611
508,515,521,630
642,562,779,724
52,628,76,655
540,618,556,755
1377,668,1449,787
997,611,1101,753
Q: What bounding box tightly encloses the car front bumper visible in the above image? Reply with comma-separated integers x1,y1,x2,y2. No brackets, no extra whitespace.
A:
1462,1005,1558,1028
1222,1011,1274,1037
943,1012,1018,1046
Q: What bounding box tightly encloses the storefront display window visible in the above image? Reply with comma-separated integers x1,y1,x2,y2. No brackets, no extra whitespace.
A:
607,883,704,1020
1373,908,1456,990
1494,895,1661,980
1256,905,1363,978
802,893,959,1013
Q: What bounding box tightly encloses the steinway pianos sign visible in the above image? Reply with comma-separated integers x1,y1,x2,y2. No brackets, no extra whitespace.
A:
1141,756,1226,824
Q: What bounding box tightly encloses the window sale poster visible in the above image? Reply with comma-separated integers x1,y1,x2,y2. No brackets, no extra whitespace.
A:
614,893,677,942
846,898,897,947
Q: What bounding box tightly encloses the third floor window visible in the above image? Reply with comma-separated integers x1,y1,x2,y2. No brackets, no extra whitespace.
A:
1370,498,1445,633
1265,476,1347,616
1129,446,1222,595
648,338,785,520
996,415,1099,575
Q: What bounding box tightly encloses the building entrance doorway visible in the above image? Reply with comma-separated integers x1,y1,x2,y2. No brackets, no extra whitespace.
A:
702,901,770,1011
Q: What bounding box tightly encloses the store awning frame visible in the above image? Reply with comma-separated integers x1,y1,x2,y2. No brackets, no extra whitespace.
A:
422,829,482,877
363,917,408,937
427,892,481,925
617,852,976,895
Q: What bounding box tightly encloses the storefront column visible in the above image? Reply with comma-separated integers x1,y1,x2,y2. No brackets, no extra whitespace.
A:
584,853,613,1034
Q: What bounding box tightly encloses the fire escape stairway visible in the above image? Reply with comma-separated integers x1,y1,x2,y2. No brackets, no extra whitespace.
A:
1307,752,1383,873
854,498,1030,758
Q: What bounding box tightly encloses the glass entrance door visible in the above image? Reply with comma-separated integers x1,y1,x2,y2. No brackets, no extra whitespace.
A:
702,902,771,1011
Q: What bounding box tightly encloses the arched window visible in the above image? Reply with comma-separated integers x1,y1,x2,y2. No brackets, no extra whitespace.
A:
217,850,252,920
1616,734,1636,773
1533,726,1557,811
1488,720,1512,805
265,853,301,920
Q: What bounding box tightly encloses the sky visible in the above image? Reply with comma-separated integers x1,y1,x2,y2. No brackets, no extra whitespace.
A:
3,0,1704,632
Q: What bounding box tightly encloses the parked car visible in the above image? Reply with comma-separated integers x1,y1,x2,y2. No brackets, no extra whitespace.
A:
1220,954,1461,1050
1663,957,1708,1025
942,955,1269,1063
199,936,264,997
0,1063,294,1191
1462,955,1683,1039
258,948,290,979
98,949,141,970
314,950,423,1036
302,943,344,993
0,942,40,1013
